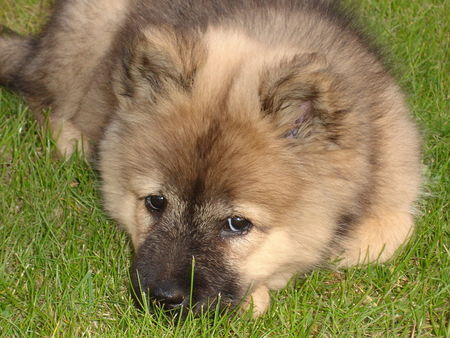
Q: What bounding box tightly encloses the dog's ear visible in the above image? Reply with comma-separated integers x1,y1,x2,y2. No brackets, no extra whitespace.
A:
259,53,353,144
114,28,203,103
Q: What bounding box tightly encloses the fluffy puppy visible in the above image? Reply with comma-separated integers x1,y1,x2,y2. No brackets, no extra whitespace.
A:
0,0,421,316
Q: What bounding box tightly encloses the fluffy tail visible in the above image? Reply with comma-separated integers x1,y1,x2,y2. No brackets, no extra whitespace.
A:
0,25,32,89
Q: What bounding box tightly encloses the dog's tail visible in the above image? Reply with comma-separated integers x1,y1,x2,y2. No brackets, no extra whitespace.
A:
0,26,32,89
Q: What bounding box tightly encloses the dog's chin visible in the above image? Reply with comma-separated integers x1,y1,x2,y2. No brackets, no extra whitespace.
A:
131,287,238,317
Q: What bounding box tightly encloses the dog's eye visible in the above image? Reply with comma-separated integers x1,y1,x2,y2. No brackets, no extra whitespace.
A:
224,216,253,235
145,195,167,212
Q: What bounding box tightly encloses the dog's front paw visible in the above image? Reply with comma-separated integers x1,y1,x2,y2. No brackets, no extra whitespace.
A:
242,285,270,318
50,118,91,158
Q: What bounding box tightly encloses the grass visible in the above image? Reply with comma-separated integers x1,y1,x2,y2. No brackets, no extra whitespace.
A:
0,0,448,336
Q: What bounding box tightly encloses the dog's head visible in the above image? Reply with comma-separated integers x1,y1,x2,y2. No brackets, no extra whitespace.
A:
99,27,363,312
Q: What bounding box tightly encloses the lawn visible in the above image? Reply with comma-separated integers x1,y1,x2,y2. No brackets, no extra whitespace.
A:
0,0,448,336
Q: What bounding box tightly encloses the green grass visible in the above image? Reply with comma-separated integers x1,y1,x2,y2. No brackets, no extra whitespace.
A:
0,0,448,336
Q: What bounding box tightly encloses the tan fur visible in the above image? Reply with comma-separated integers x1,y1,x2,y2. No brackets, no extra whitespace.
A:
50,118,90,157
99,27,421,315
337,213,414,267
243,285,271,317
1,0,421,316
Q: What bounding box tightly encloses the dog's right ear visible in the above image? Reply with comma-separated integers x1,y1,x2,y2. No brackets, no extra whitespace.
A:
113,28,204,104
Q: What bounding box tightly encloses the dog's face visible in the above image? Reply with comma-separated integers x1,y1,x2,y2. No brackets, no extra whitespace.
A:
101,103,305,310
99,27,359,311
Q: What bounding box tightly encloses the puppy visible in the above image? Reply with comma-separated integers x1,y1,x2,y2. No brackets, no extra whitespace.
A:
0,0,421,316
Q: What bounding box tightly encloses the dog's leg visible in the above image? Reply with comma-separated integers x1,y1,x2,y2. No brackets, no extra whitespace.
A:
50,118,91,157
1,1,129,157
0,26,87,157
242,285,271,318
336,212,414,267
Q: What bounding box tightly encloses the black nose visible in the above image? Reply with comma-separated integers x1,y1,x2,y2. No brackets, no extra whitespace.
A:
151,280,187,309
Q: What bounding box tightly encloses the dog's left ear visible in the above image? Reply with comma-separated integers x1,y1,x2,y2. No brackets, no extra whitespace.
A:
259,53,353,143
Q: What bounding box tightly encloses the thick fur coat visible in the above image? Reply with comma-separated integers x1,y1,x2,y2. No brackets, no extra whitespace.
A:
0,0,421,315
